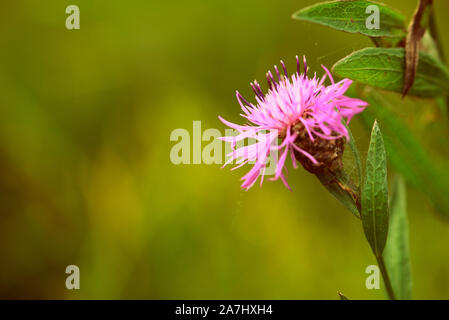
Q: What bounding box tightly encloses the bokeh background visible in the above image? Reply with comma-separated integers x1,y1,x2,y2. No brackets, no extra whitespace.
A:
1,0,449,299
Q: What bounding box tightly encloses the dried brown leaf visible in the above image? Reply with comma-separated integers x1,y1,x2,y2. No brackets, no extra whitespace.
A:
403,0,433,97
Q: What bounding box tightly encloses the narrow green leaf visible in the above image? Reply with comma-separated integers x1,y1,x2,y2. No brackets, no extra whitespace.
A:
332,47,449,97
384,175,412,300
345,123,363,187
361,121,389,256
292,0,406,38
359,90,449,219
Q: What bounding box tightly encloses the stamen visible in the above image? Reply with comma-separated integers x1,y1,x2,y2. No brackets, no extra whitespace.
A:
296,55,300,74
280,60,288,77
274,65,281,82
250,83,261,99
303,55,308,74
250,82,264,100
267,71,277,86
266,73,273,90
254,80,264,96
236,91,252,107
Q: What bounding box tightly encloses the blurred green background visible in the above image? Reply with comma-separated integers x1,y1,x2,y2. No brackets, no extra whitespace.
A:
1,0,449,299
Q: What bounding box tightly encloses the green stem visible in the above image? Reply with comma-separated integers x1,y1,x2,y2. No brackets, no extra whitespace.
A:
376,255,396,300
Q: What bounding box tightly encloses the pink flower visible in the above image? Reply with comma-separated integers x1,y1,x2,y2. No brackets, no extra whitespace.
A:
219,56,367,190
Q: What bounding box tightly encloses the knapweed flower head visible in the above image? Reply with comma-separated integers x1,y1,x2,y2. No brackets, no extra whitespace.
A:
219,56,368,190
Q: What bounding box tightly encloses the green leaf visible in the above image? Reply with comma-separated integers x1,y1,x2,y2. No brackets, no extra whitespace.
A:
332,47,449,97
345,123,363,187
384,175,412,300
359,90,449,219
292,0,406,38
361,121,389,256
